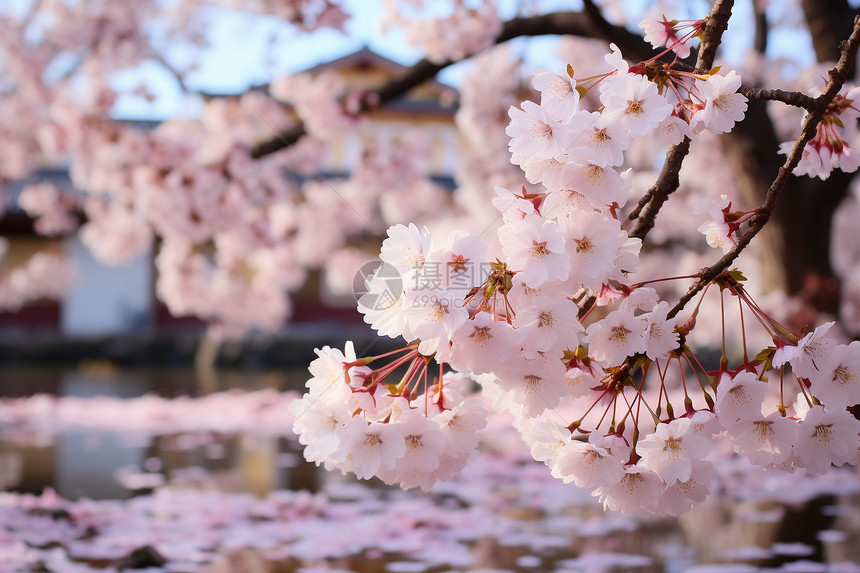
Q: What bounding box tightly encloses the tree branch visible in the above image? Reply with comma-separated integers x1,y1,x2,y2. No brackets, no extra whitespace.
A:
628,0,735,241
149,50,188,93
739,86,816,110
250,10,660,159
667,14,860,320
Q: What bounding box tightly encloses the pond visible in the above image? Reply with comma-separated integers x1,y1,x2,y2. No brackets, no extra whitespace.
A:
1,365,859,573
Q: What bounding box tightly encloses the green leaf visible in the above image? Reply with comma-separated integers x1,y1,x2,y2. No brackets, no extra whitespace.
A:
752,346,776,371
753,346,775,363
728,268,747,282
484,283,497,298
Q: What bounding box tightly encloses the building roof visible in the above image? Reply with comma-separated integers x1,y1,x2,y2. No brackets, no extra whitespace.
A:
204,47,458,113
303,47,453,95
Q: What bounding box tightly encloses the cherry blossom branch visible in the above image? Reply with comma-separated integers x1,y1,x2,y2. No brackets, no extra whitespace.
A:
250,10,660,159
626,140,690,232
667,14,860,320
149,50,189,93
628,0,735,241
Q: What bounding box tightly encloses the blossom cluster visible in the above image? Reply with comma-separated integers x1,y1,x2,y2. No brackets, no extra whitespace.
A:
505,45,747,206
289,342,488,491
780,86,860,180
0,239,76,313
292,23,860,515
692,194,758,254
640,15,706,59
17,183,79,236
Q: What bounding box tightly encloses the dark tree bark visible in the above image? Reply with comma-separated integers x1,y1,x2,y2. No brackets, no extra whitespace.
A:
752,0,768,53
803,0,856,62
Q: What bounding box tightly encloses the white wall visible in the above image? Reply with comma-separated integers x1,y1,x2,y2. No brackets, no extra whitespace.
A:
61,237,153,335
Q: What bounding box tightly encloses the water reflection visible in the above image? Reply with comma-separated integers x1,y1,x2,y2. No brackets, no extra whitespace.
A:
1,366,860,572
57,431,143,499
0,364,313,500
0,361,309,399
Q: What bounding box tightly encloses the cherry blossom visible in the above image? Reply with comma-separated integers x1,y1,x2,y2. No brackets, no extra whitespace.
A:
653,113,693,146
17,183,79,236
814,341,860,407
794,406,860,474
516,416,571,466
585,307,648,366
692,195,739,253
532,68,581,122
780,86,860,180
559,209,629,289
282,16,860,514
641,301,680,360
637,418,713,483
492,352,568,418
516,296,584,355
338,418,408,480
692,71,749,134
507,101,568,165
565,111,630,167
402,288,468,355
714,371,768,425
380,0,502,63
553,438,624,488
593,465,664,514
289,394,351,468
498,213,570,287
380,223,434,279
773,321,838,381
657,458,716,516
601,74,673,137
724,412,797,467
640,15,695,58
449,311,519,375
